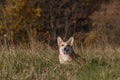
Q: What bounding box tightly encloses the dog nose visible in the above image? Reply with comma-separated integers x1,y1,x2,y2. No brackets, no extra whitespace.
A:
64,48,67,51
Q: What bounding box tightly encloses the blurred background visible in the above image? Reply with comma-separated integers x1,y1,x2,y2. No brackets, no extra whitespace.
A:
0,0,120,47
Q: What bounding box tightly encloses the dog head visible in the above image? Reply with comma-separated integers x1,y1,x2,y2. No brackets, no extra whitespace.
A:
57,37,74,55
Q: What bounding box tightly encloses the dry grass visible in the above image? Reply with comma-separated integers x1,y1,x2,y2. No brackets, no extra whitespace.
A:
0,43,120,80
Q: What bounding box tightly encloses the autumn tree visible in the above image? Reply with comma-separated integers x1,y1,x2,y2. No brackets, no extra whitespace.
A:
0,0,41,44
90,0,120,46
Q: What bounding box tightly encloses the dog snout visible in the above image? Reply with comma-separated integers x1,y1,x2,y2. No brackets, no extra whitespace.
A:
64,47,69,51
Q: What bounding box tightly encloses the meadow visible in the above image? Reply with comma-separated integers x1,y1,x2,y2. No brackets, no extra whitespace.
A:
0,42,120,80
0,0,120,80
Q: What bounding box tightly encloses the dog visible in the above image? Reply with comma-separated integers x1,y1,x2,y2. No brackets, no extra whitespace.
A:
57,36,80,64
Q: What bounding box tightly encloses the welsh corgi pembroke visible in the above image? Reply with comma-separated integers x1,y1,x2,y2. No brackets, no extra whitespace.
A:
57,36,80,64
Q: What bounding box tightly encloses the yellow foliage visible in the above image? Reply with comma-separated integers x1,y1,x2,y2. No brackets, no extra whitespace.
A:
85,31,98,45
35,8,41,17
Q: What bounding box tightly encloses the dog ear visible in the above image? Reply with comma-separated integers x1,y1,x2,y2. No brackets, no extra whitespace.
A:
67,37,74,46
57,37,63,45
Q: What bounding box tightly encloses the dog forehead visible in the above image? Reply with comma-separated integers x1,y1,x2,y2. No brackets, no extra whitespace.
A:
61,42,67,45
58,42,67,47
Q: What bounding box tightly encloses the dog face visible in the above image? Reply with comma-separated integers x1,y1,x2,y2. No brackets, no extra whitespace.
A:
57,37,74,55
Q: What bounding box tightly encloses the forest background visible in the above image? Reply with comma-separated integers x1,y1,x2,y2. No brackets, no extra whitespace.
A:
0,0,120,47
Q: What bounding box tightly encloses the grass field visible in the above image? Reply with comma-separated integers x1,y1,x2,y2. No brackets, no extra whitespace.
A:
0,43,120,80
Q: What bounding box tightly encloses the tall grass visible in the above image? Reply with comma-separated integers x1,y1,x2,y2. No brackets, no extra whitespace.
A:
0,43,120,80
